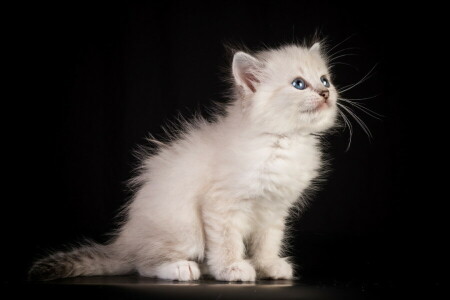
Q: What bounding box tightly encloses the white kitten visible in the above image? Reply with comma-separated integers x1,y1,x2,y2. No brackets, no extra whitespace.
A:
30,43,338,282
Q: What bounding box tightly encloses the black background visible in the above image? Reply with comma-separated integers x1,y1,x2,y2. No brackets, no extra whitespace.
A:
5,1,445,293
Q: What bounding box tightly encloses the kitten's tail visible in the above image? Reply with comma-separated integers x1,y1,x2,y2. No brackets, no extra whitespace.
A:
29,242,132,281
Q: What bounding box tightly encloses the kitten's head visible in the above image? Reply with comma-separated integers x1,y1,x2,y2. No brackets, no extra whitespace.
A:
232,43,337,134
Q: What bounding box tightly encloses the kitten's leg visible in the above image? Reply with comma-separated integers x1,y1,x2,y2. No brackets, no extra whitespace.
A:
250,223,294,280
202,202,256,281
120,215,204,281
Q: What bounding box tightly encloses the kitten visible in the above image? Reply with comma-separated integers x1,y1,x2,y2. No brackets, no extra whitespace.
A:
30,42,338,282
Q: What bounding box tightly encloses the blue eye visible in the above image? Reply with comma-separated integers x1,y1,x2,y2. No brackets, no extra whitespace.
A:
292,78,306,90
320,76,330,87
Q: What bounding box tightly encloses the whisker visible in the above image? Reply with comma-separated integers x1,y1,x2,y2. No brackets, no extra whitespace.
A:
328,53,359,63
337,103,372,139
327,47,360,60
329,61,359,71
339,99,383,119
338,63,379,94
338,82,357,92
326,33,358,56
342,100,381,120
339,95,380,101
337,108,353,151
341,104,372,138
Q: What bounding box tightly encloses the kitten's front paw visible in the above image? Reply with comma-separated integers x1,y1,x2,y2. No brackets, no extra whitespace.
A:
257,257,293,279
215,260,256,282
139,260,201,281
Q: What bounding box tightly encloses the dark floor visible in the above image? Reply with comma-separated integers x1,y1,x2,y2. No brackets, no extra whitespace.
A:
5,234,444,299
9,276,384,300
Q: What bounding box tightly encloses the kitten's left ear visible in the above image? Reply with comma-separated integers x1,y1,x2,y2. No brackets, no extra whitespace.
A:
232,52,263,95
310,42,321,53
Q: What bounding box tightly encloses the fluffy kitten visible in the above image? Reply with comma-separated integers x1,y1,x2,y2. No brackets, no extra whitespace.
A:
30,42,338,282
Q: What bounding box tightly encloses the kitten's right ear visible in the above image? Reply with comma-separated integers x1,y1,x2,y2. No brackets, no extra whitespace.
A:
232,52,262,95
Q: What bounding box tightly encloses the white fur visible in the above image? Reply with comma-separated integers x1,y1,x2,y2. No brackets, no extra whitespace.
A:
139,261,201,281
32,43,338,282
111,44,338,281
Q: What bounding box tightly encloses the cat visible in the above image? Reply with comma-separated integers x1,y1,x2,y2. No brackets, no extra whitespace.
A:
30,42,338,282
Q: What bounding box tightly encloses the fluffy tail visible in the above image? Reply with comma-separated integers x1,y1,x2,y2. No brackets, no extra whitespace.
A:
29,243,132,281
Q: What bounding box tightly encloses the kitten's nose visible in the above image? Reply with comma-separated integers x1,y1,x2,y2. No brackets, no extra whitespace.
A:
319,90,329,100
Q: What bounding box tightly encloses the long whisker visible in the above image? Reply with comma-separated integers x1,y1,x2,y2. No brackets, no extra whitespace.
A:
340,103,372,137
328,53,359,63
337,103,372,139
339,99,383,119
329,61,359,70
339,95,380,101
337,79,376,93
337,63,379,94
327,47,360,61
326,33,358,56
337,108,353,151
338,82,358,92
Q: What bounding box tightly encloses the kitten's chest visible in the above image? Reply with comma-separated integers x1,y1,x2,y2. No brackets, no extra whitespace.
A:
229,134,321,204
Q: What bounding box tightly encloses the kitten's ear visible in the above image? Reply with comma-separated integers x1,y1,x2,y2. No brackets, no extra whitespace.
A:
310,42,321,53
232,52,262,94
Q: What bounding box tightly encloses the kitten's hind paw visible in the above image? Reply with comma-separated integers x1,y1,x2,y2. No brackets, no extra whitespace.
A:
215,260,256,282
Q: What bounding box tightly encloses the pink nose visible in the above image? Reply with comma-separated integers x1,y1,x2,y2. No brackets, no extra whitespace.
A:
319,90,329,100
